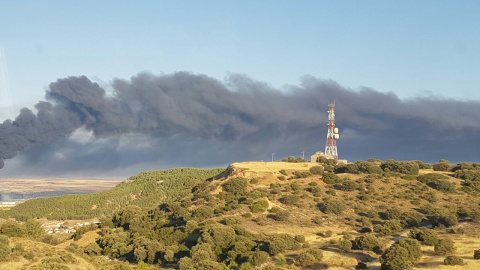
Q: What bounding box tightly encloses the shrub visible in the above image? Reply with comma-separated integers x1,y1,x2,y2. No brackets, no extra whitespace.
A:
455,169,480,182
0,242,9,262
191,243,217,263
376,220,403,236
268,238,286,255
318,200,346,214
335,180,357,191
193,206,214,220
225,216,242,226
444,255,464,265
282,195,300,206
429,212,458,228
294,171,311,178
356,262,368,269
434,239,455,255
339,239,353,252
309,166,324,175
250,200,269,213
385,208,403,220
322,172,341,184
427,179,455,192
414,160,432,169
380,160,419,175
274,210,291,221
409,228,438,245
275,254,286,266
298,252,316,267
307,249,323,261
298,249,323,267
401,212,424,228
433,161,450,171
353,234,380,251
224,177,248,195
250,250,269,267
380,238,422,270
474,249,480,259
279,169,288,176
295,235,306,243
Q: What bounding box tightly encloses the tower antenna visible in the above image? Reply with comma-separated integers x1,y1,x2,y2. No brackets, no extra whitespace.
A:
325,102,339,160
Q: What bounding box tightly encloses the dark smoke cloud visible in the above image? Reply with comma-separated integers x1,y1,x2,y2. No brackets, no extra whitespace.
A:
1,72,480,177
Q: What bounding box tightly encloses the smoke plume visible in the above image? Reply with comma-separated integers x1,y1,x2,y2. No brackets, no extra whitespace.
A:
1,72,480,176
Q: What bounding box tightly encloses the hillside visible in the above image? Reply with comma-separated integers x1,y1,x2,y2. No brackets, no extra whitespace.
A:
1,167,224,220
1,159,480,269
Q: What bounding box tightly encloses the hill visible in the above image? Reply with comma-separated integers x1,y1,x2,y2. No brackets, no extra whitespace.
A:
2,159,480,269
1,167,224,220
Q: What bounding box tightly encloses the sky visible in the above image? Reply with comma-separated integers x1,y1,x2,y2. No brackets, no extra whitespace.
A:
0,1,480,178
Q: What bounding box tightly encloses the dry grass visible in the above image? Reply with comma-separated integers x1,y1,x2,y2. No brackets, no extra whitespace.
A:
0,237,97,270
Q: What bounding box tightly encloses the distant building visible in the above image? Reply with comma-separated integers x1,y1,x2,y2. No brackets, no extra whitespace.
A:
310,151,330,163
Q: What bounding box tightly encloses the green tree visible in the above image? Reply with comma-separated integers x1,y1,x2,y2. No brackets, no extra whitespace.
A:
434,239,455,255
0,238,10,262
381,239,422,270
318,200,346,214
309,166,324,175
433,160,450,171
444,256,464,265
191,243,217,263
224,177,248,195
25,219,45,239
353,234,380,251
409,228,438,246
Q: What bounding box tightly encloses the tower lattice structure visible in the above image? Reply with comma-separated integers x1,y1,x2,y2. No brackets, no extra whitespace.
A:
324,102,339,160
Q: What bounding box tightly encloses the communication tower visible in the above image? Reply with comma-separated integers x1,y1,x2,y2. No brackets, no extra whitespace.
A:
325,102,339,160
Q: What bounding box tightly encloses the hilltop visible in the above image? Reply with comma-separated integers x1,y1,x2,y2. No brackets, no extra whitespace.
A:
1,159,480,269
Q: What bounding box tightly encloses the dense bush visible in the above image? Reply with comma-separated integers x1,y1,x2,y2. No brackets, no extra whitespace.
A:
455,169,480,181
322,172,341,184
381,160,419,175
274,210,291,221
380,239,422,270
309,166,324,175
318,200,346,214
224,177,248,195
409,228,438,245
417,173,449,184
433,160,450,171
444,256,464,265
335,180,357,191
0,236,9,262
339,239,353,252
474,249,480,259
434,239,455,255
429,211,458,228
250,200,269,213
353,234,380,251
298,249,323,267
414,160,432,169
283,156,306,163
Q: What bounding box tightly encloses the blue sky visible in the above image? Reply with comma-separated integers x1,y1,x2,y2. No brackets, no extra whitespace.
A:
1,0,479,113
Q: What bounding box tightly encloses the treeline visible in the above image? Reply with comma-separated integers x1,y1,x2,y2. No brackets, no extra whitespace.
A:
2,168,224,221
63,176,326,269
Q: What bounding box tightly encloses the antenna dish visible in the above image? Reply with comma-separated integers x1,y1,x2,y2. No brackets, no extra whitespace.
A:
334,128,339,134
335,134,339,139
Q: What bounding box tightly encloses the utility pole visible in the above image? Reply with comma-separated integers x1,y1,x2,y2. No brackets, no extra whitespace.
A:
302,151,305,160
271,153,275,162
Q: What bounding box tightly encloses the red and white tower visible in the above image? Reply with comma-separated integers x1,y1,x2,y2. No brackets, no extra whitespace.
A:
325,102,339,160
